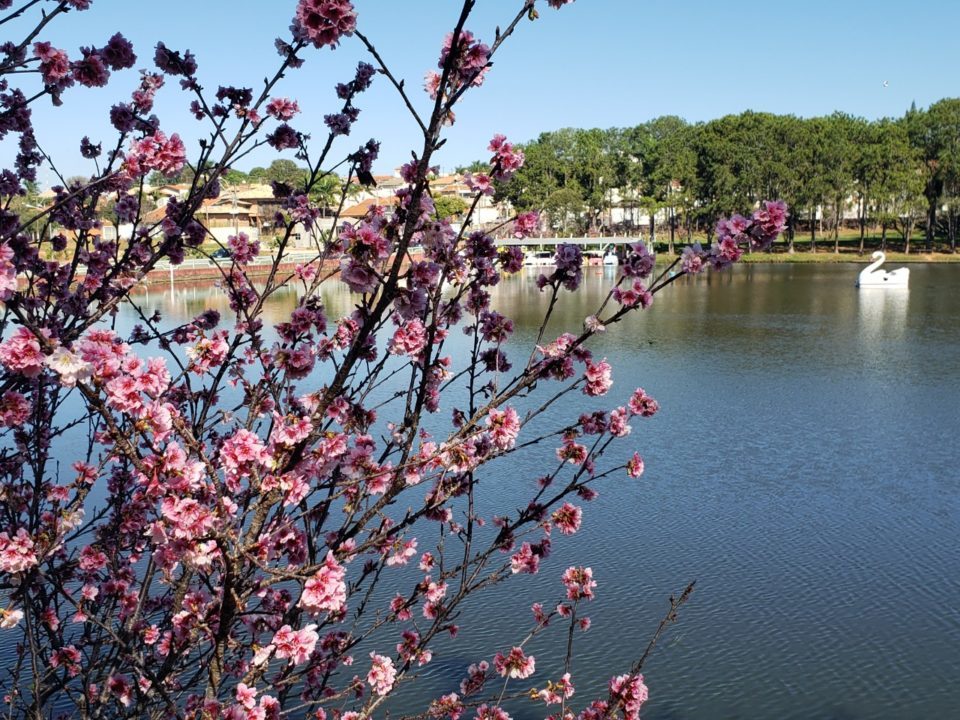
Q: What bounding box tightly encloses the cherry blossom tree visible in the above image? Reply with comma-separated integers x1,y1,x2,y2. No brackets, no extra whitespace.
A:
0,1,787,717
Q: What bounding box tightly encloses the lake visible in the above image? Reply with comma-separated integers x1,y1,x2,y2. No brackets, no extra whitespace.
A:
29,262,960,718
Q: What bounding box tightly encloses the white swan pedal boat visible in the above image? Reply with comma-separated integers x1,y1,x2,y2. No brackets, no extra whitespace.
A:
857,251,909,288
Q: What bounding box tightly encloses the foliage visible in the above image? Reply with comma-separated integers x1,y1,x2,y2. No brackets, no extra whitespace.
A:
432,194,468,220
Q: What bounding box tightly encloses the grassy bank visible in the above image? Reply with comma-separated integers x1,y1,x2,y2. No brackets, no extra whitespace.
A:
738,250,960,264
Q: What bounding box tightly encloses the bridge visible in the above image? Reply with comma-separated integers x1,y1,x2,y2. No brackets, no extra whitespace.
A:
491,235,647,248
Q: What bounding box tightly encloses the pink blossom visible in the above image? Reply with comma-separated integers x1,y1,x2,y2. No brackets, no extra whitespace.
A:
681,244,706,274
488,134,524,182
265,97,300,120
583,358,612,397
561,566,596,601
367,652,397,696
389,319,427,358
32,42,71,86
464,172,493,196
0,327,46,377
556,437,588,465
424,70,442,99
429,693,464,720
272,624,318,665
537,672,575,704
513,211,539,238
0,391,30,428
460,661,489,696
0,243,17,301
295,0,357,48
0,528,38,574
493,646,535,679
227,232,260,264
510,542,540,575
609,407,631,437
384,537,417,566
609,673,649,720
299,551,347,615
475,704,512,720
235,683,257,709
107,675,132,707
627,388,659,417
485,406,521,450
124,131,186,178
626,452,645,478
219,428,271,480
187,330,229,375
397,629,432,666
551,502,582,535
45,347,92,387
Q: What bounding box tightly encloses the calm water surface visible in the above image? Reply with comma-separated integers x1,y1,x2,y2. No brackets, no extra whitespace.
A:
53,264,960,717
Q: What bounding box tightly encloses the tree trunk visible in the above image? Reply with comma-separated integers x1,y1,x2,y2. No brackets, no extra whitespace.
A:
809,208,816,252
858,195,866,254
833,197,841,253
904,220,912,254
947,205,957,252
668,206,675,255
881,223,887,251
926,196,937,251
787,215,795,254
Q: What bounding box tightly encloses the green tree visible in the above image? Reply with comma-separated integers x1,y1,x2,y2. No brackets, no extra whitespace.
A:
433,195,468,220
544,186,585,235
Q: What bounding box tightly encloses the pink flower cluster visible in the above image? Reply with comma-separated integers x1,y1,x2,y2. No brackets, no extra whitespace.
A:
513,211,539,238
493,646,536,679
488,134,524,182
389,319,428,358
187,331,229,375
295,0,356,48
271,623,319,665
485,406,521,450
227,232,260,264
0,528,38,574
367,652,397,696
0,391,30,428
561,566,596,601
551,502,582,536
299,552,347,616
219,429,271,490
265,97,300,121
537,673,575,705
685,201,790,274
628,388,658,417
612,279,653,309
609,673,649,720
124,131,186,178
583,359,612,397
33,41,71,88
0,327,45,377
0,243,15,301
425,29,490,100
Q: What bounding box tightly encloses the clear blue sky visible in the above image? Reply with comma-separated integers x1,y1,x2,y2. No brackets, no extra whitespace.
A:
8,0,960,187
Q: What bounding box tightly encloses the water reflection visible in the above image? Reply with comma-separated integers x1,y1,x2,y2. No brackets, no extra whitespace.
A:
857,287,910,340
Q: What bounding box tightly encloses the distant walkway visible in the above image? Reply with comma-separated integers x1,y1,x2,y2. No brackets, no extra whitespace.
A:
493,236,645,247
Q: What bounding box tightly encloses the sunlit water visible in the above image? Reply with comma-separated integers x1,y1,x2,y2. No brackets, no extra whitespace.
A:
16,263,960,718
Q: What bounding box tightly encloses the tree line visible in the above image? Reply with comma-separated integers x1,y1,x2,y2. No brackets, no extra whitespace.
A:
483,99,960,253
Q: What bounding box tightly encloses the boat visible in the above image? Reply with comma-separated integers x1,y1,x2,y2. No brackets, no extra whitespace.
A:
602,250,619,266
523,251,555,267
857,251,909,288
582,251,605,266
